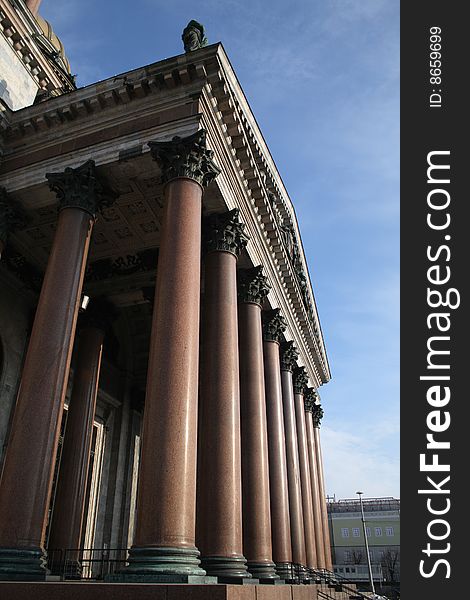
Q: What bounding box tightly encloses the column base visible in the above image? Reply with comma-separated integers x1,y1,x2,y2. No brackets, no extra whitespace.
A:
246,560,279,580
201,555,251,579
107,573,217,584
275,562,295,580
121,545,206,577
0,547,47,581
290,563,311,583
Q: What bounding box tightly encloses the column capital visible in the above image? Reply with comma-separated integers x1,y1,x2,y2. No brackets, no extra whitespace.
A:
46,160,115,218
203,208,249,257
238,265,270,306
279,340,299,372
293,366,309,395
0,188,25,248
304,387,317,412
312,403,324,428
262,308,287,343
148,129,220,187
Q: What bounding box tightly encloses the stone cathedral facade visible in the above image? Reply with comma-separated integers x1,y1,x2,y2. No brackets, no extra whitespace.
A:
0,3,341,599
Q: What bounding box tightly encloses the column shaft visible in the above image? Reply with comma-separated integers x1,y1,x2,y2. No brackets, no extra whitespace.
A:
128,177,204,575
314,427,333,570
281,370,307,569
263,340,292,578
238,301,277,580
294,391,317,570
197,251,248,578
305,412,326,569
47,325,104,572
0,207,93,579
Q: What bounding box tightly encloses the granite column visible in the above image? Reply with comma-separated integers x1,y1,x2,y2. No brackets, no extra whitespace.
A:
304,388,326,570
262,309,293,579
0,161,110,580
47,300,112,576
124,130,220,579
280,341,307,577
313,402,333,571
237,267,277,580
197,209,250,579
293,367,317,572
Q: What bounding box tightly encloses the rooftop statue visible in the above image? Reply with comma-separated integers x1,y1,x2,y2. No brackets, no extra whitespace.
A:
182,20,208,52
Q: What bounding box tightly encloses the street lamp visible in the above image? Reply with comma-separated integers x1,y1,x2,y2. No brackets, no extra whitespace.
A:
356,491,376,595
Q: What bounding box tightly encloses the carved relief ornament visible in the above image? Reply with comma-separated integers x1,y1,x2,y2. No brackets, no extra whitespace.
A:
262,308,287,343
280,340,299,372
46,160,115,218
293,365,309,395
203,208,249,257
148,129,220,188
237,265,270,306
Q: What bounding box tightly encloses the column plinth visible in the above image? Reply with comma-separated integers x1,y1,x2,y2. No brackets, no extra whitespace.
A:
279,342,307,575
238,268,278,580
262,310,293,580
0,161,108,581
125,130,219,578
293,368,317,572
197,209,250,580
47,301,111,577
304,389,326,569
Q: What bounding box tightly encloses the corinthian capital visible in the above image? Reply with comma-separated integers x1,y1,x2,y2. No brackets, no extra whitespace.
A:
304,387,317,412
238,265,270,306
293,366,309,395
148,129,220,187
280,340,299,372
262,308,287,343
203,208,249,257
312,402,324,428
46,160,115,218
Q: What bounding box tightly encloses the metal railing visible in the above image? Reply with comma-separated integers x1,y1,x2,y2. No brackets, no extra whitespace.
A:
47,548,128,580
313,568,389,600
45,549,391,597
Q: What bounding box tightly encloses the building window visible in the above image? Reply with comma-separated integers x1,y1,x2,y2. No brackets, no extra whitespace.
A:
341,528,350,538
385,526,394,536
375,527,383,537
344,550,351,562
352,527,360,537
366,527,371,537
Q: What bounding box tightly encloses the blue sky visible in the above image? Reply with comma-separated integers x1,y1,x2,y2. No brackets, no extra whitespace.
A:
41,0,399,499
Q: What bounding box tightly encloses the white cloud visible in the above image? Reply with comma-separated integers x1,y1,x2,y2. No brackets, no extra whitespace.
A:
321,424,400,499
